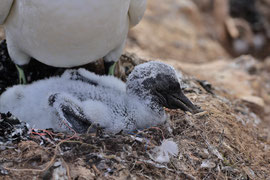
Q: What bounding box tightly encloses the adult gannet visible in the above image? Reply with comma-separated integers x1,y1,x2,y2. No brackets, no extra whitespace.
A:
0,61,199,133
0,0,147,83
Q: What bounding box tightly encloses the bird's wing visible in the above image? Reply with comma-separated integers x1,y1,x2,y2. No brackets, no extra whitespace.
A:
128,0,147,28
49,93,92,133
0,0,14,25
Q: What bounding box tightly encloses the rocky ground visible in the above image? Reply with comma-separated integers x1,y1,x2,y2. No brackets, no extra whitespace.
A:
1,0,270,179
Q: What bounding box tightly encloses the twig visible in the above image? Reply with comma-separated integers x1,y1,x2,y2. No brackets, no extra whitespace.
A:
61,157,71,180
92,164,100,175
3,133,79,173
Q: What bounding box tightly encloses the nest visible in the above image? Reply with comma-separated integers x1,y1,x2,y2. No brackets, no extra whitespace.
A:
0,40,269,179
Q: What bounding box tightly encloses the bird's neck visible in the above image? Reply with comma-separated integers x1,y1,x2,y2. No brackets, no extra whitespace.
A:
129,89,165,116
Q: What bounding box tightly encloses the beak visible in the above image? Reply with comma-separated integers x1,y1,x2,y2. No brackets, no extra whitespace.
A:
164,91,200,114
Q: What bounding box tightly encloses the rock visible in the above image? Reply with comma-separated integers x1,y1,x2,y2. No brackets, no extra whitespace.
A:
241,96,264,108
126,0,229,63
241,95,265,117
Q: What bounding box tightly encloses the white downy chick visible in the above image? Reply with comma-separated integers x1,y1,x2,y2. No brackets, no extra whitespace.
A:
0,61,198,133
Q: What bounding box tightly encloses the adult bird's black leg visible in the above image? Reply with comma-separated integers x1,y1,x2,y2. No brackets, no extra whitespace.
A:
48,93,93,133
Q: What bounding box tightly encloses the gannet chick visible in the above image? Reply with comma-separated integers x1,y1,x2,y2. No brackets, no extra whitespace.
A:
0,61,199,133
0,0,147,82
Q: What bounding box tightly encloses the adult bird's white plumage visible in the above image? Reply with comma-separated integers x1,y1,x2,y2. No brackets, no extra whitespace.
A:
0,0,146,67
0,0,13,24
0,62,199,133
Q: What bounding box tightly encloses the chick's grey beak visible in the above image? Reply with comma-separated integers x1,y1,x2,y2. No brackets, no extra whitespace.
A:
165,91,199,114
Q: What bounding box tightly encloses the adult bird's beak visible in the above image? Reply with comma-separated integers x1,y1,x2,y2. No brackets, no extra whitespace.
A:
162,90,200,114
